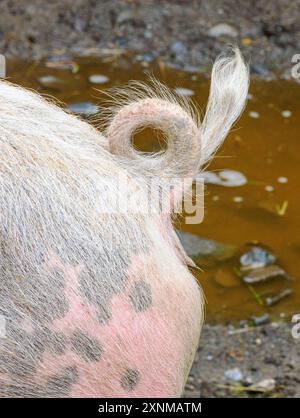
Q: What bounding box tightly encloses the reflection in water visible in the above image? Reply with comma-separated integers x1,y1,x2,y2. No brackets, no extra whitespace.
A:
6,55,300,323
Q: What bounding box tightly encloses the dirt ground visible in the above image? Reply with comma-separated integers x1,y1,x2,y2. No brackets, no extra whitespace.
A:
0,0,300,78
184,323,300,398
0,0,299,398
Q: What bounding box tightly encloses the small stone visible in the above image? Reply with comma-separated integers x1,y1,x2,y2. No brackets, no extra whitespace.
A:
243,265,287,284
250,64,270,76
249,111,260,119
281,110,292,118
142,53,154,62
245,376,254,386
251,378,276,393
206,355,213,361
208,23,238,38
251,313,270,326
185,383,195,391
174,87,194,97
88,74,109,84
265,288,293,306
224,368,243,382
240,247,276,269
67,102,99,116
255,338,262,346
170,41,187,56
277,176,288,184
117,10,135,26
38,75,63,86
144,30,153,40
176,231,237,267
265,185,274,192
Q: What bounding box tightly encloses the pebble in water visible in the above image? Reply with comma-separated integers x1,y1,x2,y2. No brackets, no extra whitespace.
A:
88,74,109,84
277,176,288,184
38,75,63,86
233,196,243,203
240,247,276,269
249,111,260,119
67,102,99,116
174,87,194,97
176,231,237,267
265,185,274,192
265,288,293,306
251,313,270,326
281,110,292,118
243,265,288,284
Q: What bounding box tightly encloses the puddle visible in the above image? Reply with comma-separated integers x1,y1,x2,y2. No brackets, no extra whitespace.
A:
5,55,300,323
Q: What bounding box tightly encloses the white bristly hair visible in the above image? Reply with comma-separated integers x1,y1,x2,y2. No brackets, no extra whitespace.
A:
0,48,248,398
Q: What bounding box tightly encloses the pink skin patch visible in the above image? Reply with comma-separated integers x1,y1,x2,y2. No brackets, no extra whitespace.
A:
34,251,187,397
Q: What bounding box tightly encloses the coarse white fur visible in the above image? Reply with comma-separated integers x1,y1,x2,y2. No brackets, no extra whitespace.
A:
0,49,248,397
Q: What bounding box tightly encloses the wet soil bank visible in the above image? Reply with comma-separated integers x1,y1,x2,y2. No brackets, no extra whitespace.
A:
1,0,300,79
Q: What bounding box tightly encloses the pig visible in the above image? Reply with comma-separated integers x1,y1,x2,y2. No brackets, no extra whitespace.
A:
0,49,249,397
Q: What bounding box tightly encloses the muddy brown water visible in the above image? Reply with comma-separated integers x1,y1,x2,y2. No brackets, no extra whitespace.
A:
5,55,300,323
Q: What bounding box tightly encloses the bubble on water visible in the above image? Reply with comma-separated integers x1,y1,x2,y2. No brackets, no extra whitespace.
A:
277,176,288,184
174,87,194,97
247,93,253,100
233,196,243,203
265,185,274,192
249,111,260,119
281,110,292,118
88,74,109,84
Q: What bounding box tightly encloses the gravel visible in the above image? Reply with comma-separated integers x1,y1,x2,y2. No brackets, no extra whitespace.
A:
184,323,300,398
0,0,299,78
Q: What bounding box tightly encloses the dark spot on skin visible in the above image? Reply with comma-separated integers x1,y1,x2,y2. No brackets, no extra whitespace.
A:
70,329,103,362
78,217,150,326
0,324,44,377
0,366,78,398
1,378,42,398
49,331,68,355
35,327,68,355
129,281,152,312
45,366,79,397
95,304,112,325
120,368,140,392
0,320,69,382
79,250,128,326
